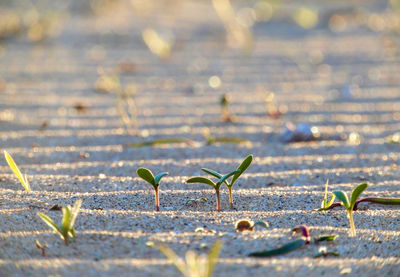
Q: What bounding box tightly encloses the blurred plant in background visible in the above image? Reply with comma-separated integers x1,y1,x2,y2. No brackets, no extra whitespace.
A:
95,70,139,135
0,1,65,42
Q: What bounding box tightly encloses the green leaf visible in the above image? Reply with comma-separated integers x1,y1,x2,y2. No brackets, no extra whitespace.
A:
217,170,240,186
69,228,76,238
362,197,400,205
61,206,72,239
126,138,195,148
315,235,338,242
326,194,335,208
186,177,216,188
206,241,222,277
69,199,82,230
332,191,350,209
157,243,187,276
206,137,250,145
249,238,306,257
4,150,30,192
230,155,253,187
37,212,62,235
154,172,168,185
254,221,269,229
201,168,223,179
137,168,156,187
350,183,368,209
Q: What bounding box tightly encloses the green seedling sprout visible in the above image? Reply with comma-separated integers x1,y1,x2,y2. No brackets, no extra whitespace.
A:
249,224,337,258
37,199,82,245
315,234,338,242
321,179,335,210
319,185,400,211
187,170,239,211
202,155,253,208
157,241,222,277
332,183,368,237
137,168,168,212
35,240,48,257
95,73,138,134
4,150,30,192
185,197,208,208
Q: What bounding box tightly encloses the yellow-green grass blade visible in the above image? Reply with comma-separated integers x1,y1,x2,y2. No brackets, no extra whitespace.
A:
4,151,30,191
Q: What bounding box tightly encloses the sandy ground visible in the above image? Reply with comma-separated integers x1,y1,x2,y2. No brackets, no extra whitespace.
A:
1,0,400,276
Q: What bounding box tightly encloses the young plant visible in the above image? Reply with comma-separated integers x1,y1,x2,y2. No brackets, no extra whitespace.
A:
35,240,48,257
202,155,253,208
249,224,338,258
319,184,400,212
313,246,339,258
37,199,82,245
187,170,239,212
249,225,310,257
320,179,335,210
157,241,222,277
95,73,138,134
332,183,368,237
205,136,251,146
137,168,168,212
4,150,30,191
235,219,268,232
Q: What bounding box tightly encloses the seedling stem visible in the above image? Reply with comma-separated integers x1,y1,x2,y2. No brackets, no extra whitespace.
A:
332,183,368,237
137,168,168,212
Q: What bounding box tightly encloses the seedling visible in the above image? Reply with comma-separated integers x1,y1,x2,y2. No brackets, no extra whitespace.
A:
187,170,239,211
332,183,368,237
184,197,208,208
195,227,216,234
320,179,335,210
157,241,222,277
205,136,251,146
35,240,48,257
249,225,337,258
146,241,155,257
315,235,338,242
137,168,168,211
352,196,400,210
235,219,268,232
319,182,400,211
95,73,138,134
202,155,253,208
249,225,310,257
126,138,196,148
37,199,82,245
4,150,30,192
313,246,339,258
220,94,232,122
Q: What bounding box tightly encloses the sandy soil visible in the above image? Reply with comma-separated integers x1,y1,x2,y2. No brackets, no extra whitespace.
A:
1,0,400,276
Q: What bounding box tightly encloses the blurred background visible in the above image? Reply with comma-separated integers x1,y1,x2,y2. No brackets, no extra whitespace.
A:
1,0,400,143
